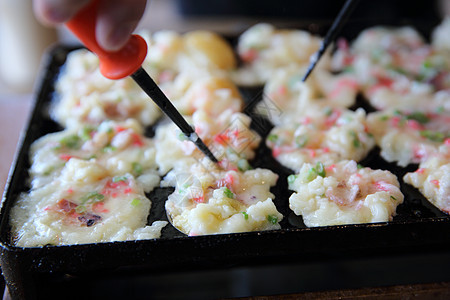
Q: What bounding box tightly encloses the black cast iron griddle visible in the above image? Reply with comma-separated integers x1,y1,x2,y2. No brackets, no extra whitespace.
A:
1,39,450,299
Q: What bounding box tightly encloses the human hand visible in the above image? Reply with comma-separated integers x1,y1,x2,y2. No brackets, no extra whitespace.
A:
33,0,147,51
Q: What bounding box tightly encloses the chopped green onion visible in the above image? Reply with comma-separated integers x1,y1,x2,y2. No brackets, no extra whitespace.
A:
349,131,361,148
177,132,189,141
315,162,326,177
287,174,298,185
406,112,430,124
420,130,445,142
80,127,94,141
305,168,317,182
295,135,308,148
59,134,81,149
390,195,397,201
131,198,141,207
267,215,278,225
81,192,104,204
112,176,128,183
267,134,278,143
132,162,143,176
422,59,433,69
342,66,355,73
237,159,251,172
242,211,249,220
357,164,363,169
379,115,389,121
323,107,333,117
75,205,87,214
223,187,234,199
102,145,117,153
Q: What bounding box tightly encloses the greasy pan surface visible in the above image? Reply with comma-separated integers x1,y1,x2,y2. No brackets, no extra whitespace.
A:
1,30,450,297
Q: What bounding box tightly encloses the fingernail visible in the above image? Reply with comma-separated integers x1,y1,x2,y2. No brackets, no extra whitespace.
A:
103,24,134,51
47,8,71,23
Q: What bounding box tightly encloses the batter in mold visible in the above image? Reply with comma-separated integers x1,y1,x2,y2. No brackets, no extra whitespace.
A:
29,119,160,192
11,159,167,247
163,162,282,236
266,105,375,172
367,108,450,167
288,160,404,227
404,143,450,214
233,23,329,86
154,109,260,175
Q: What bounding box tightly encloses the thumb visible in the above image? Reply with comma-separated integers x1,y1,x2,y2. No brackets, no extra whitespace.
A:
96,0,147,52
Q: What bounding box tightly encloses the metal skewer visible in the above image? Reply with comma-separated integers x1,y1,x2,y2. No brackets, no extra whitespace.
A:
131,68,219,163
65,0,219,164
302,0,360,82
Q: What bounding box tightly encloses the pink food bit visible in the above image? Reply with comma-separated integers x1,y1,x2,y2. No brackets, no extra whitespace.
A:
194,126,203,135
241,48,258,63
343,55,355,66
216,178,228,189
278,85,288,96
445,138,450,146
115,126,126,133
67,188,74,194
390,116,402,128
337,38,349,51
225,173,235,186
106,180,128,189
93,202,109,213
102,179,128,195
308,149,317,158
413,146,427,160
124,188,133,194
349,173,363,185
430,179,440,187
406,119,424,131
324,109,342,128
272,147,282,158
193,196,205,203
130,133,144,147
415,168,426,174
214,132,230,145
329,78,358,99
374,180,391,192
325,164,336,172
59,154,75,161
302,117,312,125
322,147,330,153
43,206,51,211
367,76,394,95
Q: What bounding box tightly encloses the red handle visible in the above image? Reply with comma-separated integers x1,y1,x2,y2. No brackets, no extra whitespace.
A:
65,0,147,80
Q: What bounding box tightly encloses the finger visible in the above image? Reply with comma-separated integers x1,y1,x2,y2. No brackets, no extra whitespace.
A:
96,0,147,51
33,0,91,25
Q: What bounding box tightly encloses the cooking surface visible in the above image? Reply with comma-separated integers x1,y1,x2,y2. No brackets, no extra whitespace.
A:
1,1,450,298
